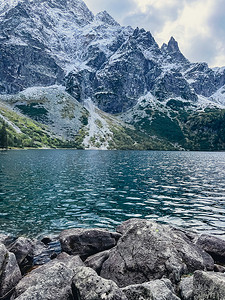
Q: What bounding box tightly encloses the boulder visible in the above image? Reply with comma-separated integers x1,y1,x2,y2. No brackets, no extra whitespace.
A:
72,266,128,300
214,264,225,273
56,252,84,269
193,271,225,300
84,249,111,273
178,276,193,300
8,237,48,274
122,279,180,300
8,237,62,274
0,243,21,299
0,234,16,248
196,234,225,263
100,219,214,287
59,228,121,258
11,254,84,299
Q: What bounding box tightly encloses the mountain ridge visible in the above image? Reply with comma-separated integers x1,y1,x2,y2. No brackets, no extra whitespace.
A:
0,0,225,150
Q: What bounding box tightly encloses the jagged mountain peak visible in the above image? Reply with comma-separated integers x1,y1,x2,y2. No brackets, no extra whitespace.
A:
0,0,20,16
1,0,90,12
167,36,180,52
95,10,119,27
123,27,159,52
161,36,188,64
1,0,94,25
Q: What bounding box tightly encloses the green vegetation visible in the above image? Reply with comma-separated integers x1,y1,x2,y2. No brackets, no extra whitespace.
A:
0,122,8,149
80,110,89,126
1,96,225,151
60,101,75,120
15,103,49,123
108,124,177,150
184,109,225,150
95,119,103,128
131,102,225,151
0,104,85,149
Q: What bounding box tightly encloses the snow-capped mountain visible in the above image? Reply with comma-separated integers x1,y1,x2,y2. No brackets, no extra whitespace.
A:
1,0,225,150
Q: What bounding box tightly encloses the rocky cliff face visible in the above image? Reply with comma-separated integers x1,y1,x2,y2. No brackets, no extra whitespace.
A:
0,0,225,150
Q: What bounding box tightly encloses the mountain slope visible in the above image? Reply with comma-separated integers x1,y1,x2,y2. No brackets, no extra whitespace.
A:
0,0,225,150
0,100,67,148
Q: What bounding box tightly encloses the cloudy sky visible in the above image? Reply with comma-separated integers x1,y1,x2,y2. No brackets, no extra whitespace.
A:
85,0,225,68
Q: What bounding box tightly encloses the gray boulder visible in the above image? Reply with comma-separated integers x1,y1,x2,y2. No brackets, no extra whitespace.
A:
72,266,128,300
0,234,16,247
100,219,214,287
193,271,225,300
8,237,48,274
178,276,193,300
0,243,21,299
214,264,225,273
11,254,84,299
56,252,84,269
84,249,111,273
9,237,35,265
59,228,121,258
122,279,180,300
196,234,225,263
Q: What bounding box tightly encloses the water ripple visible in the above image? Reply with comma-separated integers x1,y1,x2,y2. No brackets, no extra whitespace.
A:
1,150,225,238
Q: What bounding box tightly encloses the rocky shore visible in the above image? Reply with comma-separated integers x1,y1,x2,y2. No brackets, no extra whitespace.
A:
1,219,225,299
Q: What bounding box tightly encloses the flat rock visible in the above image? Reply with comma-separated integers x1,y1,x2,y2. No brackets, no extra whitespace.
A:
59,228,121,258
178,276,193,300
11,254,84,299
100,219,214,287
0,243,21,299
196,234,225,263
122,279,180,300
72,266,128,300
193,271,225,300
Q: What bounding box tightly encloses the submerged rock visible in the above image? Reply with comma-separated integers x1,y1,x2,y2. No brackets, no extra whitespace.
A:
59,228,121,259
100,219,214,287
72,266,128,300
193,271,225,300
8,236,62,274
0,243,21,299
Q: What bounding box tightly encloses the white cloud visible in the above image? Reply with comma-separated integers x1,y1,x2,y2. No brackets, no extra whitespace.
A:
85,0,225,67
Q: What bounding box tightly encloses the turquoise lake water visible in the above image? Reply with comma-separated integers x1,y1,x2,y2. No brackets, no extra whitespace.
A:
0,150,225,238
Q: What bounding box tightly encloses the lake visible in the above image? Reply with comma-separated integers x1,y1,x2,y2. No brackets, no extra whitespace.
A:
0,150,225,238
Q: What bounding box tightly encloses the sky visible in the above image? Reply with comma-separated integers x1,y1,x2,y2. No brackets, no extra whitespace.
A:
85,0,225,68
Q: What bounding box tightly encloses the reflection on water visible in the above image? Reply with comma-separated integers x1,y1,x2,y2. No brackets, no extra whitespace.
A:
0,150,225,238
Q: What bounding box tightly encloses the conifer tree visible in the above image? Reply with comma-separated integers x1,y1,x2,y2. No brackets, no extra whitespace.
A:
0,122,8,149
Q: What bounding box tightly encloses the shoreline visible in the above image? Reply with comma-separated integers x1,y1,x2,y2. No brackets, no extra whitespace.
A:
1,147,225,153
1,219,225,299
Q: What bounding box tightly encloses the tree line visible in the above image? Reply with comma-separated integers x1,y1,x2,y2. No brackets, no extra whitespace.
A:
0,122,8,149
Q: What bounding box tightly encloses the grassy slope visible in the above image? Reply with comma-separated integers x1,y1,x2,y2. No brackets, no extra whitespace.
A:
126,98,225,151
0,102,84,149
1,92,225,151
